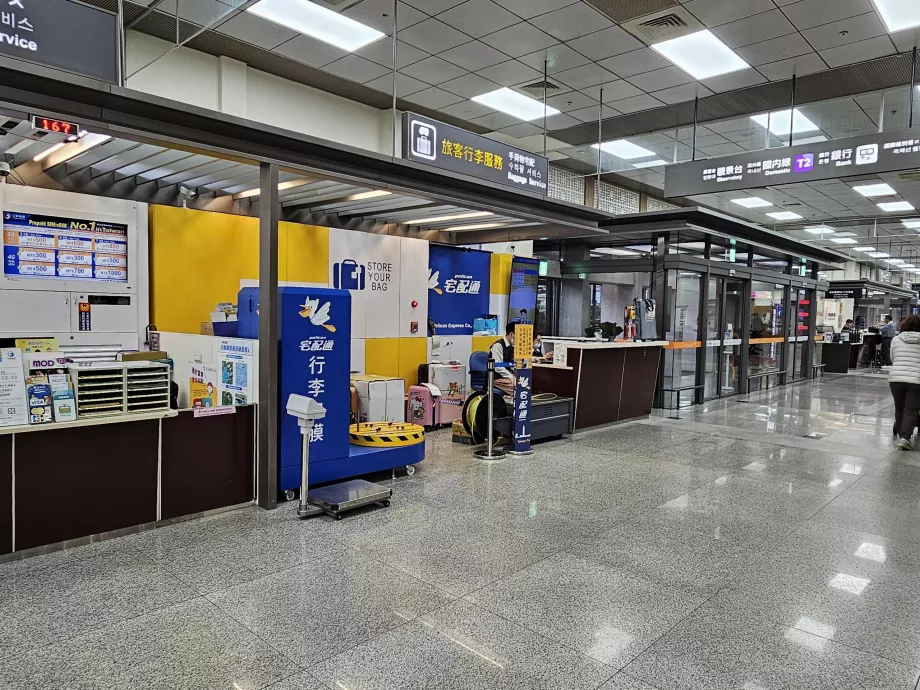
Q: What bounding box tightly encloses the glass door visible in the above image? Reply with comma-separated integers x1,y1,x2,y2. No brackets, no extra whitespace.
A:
704,277,744,399
787,288,810,381
704,277,722,400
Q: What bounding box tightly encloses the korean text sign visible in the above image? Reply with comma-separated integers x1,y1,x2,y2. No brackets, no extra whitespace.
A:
404,113,548,193
427,244,491,335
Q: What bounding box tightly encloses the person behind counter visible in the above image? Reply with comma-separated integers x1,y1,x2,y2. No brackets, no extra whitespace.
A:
842,319,855,332
889,314,920,450
489,323,516,396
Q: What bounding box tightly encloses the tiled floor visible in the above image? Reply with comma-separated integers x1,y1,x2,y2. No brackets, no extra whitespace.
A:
3,372,920,689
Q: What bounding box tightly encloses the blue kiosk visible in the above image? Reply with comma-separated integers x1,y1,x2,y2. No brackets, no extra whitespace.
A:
237,287,424,494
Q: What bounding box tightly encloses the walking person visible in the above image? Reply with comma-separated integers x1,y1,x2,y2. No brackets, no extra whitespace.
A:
889,315,920,449
881,315,898,366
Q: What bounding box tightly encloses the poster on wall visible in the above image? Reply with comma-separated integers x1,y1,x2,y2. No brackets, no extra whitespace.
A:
508,257,540,326
218,339,253,406
0,348,28,427
3,212,128,283
189,363,218,408
427,245,491,335
328,229,402,339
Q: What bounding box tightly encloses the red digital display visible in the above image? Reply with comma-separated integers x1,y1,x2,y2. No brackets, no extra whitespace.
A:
32,116,79,136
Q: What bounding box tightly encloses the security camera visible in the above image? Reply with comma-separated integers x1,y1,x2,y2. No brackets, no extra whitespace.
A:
0,162,11,182
179,185,197,200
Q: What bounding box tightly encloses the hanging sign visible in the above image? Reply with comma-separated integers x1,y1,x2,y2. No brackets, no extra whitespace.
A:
427,244,491,335
403,112,548,193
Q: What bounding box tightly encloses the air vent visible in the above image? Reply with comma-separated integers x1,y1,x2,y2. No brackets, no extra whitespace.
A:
520,80,562,94
621,5,702,44
584,0,679,23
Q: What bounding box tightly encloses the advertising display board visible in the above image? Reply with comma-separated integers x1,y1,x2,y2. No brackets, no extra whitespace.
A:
508,256,540,326
427,244,491,335
3,211,128,283
218,339,253,406
0,348,27,427
403,112,548,193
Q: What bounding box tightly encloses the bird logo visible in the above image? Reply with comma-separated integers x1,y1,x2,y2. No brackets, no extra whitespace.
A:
298,298,336,332
428,268,442,295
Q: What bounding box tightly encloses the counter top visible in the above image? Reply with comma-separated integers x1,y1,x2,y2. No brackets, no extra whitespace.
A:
0,409,178,435
533,362,574,370
548,340,668,350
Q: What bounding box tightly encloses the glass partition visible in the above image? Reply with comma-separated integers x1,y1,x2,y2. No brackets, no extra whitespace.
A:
661,269,703,409
787,288,811,382
749,281,785,391
704,277,744,400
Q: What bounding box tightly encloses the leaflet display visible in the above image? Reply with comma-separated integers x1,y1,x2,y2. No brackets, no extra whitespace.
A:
3,211,128,283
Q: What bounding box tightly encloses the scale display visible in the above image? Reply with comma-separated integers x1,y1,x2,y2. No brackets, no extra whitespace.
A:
3,211,128,282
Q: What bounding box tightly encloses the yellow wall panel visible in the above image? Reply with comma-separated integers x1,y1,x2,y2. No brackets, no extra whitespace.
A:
472,335,496,355
149,206,328,334
398,337,427,391
364,338,401,379
490,253,511,295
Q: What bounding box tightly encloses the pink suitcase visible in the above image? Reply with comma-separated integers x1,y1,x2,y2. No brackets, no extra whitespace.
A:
407,384,440,428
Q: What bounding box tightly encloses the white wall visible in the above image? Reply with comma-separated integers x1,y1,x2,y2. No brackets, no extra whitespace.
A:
126,32,387,154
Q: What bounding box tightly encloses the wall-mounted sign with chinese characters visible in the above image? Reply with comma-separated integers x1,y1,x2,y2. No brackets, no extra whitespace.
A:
665,126,920,197
403,112,548,193
427,244,491,335
0,0,117,83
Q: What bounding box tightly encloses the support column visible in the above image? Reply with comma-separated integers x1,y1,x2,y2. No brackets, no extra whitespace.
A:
257,162,279,510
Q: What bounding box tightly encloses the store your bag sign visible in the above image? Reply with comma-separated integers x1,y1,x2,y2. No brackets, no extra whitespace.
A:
0,0,118,83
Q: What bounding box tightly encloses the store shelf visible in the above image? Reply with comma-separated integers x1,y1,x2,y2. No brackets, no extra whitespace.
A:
70,362,171,418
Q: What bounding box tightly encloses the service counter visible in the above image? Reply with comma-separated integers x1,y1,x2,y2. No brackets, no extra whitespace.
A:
534,340,666,430
822,341,863,373
0,406,255,558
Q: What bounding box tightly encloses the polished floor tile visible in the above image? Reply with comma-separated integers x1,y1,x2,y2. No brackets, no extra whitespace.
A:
312,600,615,690
466,552,703,668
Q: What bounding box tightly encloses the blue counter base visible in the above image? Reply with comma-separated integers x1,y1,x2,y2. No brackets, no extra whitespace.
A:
280,442,425,491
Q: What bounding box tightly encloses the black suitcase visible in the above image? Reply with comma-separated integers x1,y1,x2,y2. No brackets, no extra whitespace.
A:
418,363,431,384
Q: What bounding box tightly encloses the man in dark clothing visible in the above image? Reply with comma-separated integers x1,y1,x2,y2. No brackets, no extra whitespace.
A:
489,323,516,396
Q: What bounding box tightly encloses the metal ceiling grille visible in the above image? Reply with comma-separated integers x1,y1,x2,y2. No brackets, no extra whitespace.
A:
584,0,680,24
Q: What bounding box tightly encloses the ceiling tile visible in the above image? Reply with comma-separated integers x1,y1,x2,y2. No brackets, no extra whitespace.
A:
682,0,776,27
581,80,645,101
401,0,466,12
552,64,618,90
567,104,623,122
528,3,613,42
399,18,470,53
544,90,597,112
757,52,827,80
437,0,521,38
626,66,695,92
480,22,557,58
477,60,543,86
439,100,494,120
599,48,672,78
440,72,502,98
566,26,645,62
700,68,767,92
365,72,429,97
491,0,579,20
819,35,896,68
781,0,873,30
321,55,392,84
401,55,468,83
438,41,509,71
403,86,465,109
711,10,796,49
342,0,427,33
735,33,814,66
471,111,522,130
519,44,592,74
802,13,887,51
652,82,714,104
545,113,582,130
273,35,349,68
356,39,429,69
216,12,296,50
499,122,544,138
699,142,746,156
608,93,666,114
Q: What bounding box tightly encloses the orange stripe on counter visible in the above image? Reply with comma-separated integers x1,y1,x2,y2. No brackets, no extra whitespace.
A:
749,337,786,344
664,341,702,349
814,335,825,342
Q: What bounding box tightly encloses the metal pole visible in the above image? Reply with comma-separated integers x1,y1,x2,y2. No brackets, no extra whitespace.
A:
473,359,505,459
257,162,279,510
596,86,603,209
789,74,796,147
117,0,127,87
297,422,321,518
910,47,918,129
391,0,398,157
543,59,548,157
691,96,699,161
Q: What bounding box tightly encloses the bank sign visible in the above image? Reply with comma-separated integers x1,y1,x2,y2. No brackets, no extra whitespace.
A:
0,0,117,83
403,112,548,193
665,126,920,198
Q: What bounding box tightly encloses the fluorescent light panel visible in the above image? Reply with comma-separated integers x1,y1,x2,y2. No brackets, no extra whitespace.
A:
408,211,493,225
867,251,889,257
751,109,819,136
247,0,384,51
592,139,656,160
767,211,803,220
879,201,915,212
731,197,772,208
853,246,876,251
234,178,313,200
871,0,920,33
350,190,391,200
632,158,669,169
831,238,857,244
902,219,920,228
449,222,507,231
805,226,835,234
853,183,896,197
471,88,560,122
595,247,639,256
651,29,749,80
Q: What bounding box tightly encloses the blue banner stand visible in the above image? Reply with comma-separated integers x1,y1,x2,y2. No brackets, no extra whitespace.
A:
508,366,534,456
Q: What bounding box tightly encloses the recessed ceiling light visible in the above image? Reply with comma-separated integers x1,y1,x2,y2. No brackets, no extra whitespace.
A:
350,190,391,200
804,225,835,234
408,211,493,225
651,29,749,80
767,211,803,221
867,251,890,257
886,258,906,264
471,88,560,122
632,158,669,169
903,219,920,228
750,109,819,135
879,201,916,212
595,247,639,256
731,197,772,208
831,237,858,244
248,0,384,51
871,0,920,33
853,246,876,251
835,231,856,237
904,264,916,268
853,183,896,197
449,222,507,231
592,139,657,160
